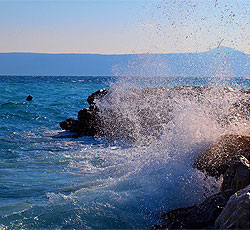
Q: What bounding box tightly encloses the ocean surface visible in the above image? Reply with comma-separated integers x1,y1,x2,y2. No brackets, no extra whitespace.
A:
0,75,250,229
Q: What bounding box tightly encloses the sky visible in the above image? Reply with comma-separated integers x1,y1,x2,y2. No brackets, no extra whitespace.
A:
0,0,249,54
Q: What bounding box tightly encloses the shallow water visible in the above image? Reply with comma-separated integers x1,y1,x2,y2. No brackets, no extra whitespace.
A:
0,75,250,229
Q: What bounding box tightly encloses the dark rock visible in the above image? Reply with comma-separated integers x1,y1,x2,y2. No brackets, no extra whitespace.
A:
60,107,101,137
59,118,78,132
26,95,33,101
59,89,110,137
221,156,250,192
78,108,94,121
153,134,250,230
87,89,109,106
153,190,235,229
215,185,250,229
59,87,250,139
193,134,250,178
59,117,98,137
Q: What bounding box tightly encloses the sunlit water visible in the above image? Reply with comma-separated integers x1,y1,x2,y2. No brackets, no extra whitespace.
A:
0,76,250,229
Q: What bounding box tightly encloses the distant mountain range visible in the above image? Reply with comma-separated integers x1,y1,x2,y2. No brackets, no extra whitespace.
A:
0,46,249,76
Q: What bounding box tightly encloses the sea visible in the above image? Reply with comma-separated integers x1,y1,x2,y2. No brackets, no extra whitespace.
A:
0,75,250,229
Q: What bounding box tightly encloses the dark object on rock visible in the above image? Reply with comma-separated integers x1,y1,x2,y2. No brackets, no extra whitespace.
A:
26,95,33,101
221,156,250,192
193,134,250,178
152,190,235,229
215,185,250,229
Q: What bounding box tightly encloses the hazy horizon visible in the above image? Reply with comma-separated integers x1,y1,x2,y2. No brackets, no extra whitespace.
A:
0,46,249,55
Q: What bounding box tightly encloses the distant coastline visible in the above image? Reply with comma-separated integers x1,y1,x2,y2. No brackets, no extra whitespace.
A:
0,46,249,77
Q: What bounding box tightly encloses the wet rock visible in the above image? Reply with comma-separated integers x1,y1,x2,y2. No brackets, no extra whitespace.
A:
87,89,109,106
215,185,250,229
193,134,250,178
26,95,33,101
59,89,109,137
59,87,250,139
153,190,234,229
221,156,250,192
59,116,98,137
78,108,94,121
59,118,78,131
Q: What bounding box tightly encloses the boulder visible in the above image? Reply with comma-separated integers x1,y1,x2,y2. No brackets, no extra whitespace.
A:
215,185,250,229
59,117,98,137
221,156,250,192
193,135,250,178
152,190,235,229
59,89,109,137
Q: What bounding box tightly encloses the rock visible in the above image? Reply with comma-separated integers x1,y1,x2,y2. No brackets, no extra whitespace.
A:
59,117,98,137
59,87,250,139
153,190,235,229
193,135,250,178
26,95,33,101
215,185,250,229
78,108,94,121
87,89,109,106
59,118,77,131
59,89,109,137
221,156,250,192
60,108,101,137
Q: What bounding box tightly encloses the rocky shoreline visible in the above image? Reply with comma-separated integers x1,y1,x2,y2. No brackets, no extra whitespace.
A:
153,134,250,229
60,87,250,229
60,86,250,139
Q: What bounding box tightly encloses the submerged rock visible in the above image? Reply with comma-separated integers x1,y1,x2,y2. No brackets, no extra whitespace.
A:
193,134,250,178
215,185,250,229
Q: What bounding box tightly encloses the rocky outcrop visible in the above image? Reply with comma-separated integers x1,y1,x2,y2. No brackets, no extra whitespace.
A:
59,87,250,139
193,135,250,178
59,89,109,137
152,190,235,230
59,88,250,228
221,155,250,192
153,134,250,229
86,88,109,107
215,185,250,229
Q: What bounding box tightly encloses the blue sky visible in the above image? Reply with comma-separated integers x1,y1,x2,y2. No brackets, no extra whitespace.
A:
0,0,249,54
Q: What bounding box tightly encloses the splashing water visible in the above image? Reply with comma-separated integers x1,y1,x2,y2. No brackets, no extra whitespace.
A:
1,1,250,229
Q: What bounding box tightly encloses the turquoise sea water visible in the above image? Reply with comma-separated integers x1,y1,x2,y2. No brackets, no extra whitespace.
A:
0,75,250,229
